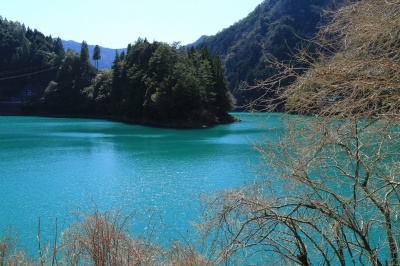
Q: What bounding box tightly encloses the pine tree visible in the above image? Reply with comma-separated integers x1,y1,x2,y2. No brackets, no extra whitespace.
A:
212,55,232,111
53,37,65,64
80,41,91,72
77,41,93,97
110,50,122,113
92,45,101,70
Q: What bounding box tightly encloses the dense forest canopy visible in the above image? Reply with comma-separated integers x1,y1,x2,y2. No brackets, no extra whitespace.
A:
0,17,64,102
43,40,234,127
0,17,234,127
192,0,342,107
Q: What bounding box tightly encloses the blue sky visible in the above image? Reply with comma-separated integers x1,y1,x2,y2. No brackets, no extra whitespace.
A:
3,0,264,49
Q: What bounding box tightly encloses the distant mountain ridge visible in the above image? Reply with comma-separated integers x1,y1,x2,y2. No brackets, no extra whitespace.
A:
61,40,126,70
184,35,209,49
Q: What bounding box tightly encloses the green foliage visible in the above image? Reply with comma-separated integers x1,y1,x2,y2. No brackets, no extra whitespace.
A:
79,41,92,80
43,44,97,114
194,0,338,107
107,40,233,126
0,18,233,126
0,18,64,102
81,69,112,114
39,38,233,127
92,45,101,70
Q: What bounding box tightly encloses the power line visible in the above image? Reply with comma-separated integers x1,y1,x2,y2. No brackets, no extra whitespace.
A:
0,65,61,81
0,64,56,76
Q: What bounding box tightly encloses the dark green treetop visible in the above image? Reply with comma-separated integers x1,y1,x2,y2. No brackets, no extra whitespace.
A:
92,45,101,70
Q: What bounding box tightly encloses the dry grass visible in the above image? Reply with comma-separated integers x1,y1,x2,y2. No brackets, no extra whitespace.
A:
0,205,210,266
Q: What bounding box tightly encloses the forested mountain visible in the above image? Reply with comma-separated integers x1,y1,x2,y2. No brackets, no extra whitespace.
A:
193,0,342,107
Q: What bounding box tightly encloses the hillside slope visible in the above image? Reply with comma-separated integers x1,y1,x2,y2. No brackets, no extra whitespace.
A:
193,0,341,107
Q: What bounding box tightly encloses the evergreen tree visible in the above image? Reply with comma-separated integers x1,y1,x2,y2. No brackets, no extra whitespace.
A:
124,40,155,118
54,38,65,56
188,46,196,60
92,45,101,70
77,41,93,90
0,17,234,127
0,18,61,103
44,50,80,112
143,43,176,117
212,55,232,111
110,50,123,113
79,41,91,70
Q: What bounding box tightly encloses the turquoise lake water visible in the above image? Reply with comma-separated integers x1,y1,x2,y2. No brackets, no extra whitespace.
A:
0,112,280,254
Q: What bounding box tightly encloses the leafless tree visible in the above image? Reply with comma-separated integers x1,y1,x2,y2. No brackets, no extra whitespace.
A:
200,1,400,265
58,202,160,266
57,201,209,266
0,227,34,266
1,203,209,266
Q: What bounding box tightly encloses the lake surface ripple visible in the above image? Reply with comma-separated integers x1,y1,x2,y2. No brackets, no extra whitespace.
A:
0,112,280,252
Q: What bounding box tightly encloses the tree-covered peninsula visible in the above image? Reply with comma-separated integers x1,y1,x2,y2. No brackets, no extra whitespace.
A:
0,17,236,128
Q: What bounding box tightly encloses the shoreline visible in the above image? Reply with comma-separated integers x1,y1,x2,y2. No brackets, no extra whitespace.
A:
0,111,240,129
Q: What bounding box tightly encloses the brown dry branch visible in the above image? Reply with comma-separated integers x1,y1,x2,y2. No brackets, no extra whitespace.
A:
1,203,209,266
201,116,399,265
55,202,209,266
254,0,400,119
0,227,36,266
162,242,210,266
58,204,161,266
0,227,18,266
201,0,400,265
